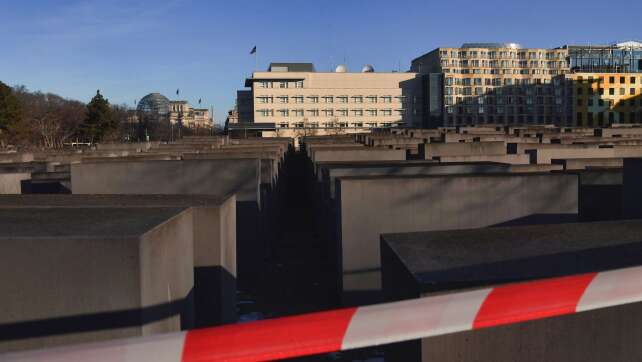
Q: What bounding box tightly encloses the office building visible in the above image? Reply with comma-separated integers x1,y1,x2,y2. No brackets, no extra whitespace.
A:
411,43,571,127
233,62,422,138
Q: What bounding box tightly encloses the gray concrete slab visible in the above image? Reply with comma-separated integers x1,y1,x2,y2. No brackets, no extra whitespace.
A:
0,207,194,353
381,220,642,362
335,173,578,305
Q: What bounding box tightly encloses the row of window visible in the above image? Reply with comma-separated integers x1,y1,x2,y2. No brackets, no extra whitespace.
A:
257,80,304,89
577,111,642,124
576,75,642,84
256,95,402,104
256,109,404,117
439,50,566,60
277,122,397,129
444,68,567,76
441,59,567,69
446,105,565,115
446,96,563,106
446,87,559,96
578,98,642,107
445,77,558,86
577,87,642,96
446,114,564,126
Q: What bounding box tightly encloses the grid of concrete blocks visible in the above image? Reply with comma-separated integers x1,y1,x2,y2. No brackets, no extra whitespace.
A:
304,124,642,361
2,125,642,361
0,136,291,353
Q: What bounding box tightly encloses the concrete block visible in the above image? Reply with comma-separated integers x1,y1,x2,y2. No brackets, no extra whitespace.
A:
0,207,194,353
381,220,642,362
335,173,578,305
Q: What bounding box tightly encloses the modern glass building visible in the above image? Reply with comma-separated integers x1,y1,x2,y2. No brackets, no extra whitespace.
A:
565,41,642,73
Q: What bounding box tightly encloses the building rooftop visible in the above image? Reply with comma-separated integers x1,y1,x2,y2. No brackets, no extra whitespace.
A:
461,43,522,49
268,63,316,72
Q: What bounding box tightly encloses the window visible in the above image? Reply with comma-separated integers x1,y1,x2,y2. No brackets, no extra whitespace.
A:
293,109,304,117
322,109,334,116
307,96,319,103
279,81,288,88
367,109,377,116
279,123,288,128
307,109,319,117
351,96,363,103
277,109,289,117
258,81,272,88
366,96,377,103
293,96,304,104
352,109,363,116
337,109,348,116
295,81,304,88
322,96,333,103
257,96,273,104
382,109,392,116
381,96,392,103
609,76,615,83
338,96,348,103
620,88,625,96
609,88,615,95
257,109,273,117
631,77,636,84
277,96,288,103
632,88,637,95
620,77,626,83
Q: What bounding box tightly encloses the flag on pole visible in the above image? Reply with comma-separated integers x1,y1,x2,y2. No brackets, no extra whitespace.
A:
250,46,256,54
176,89,180,96
198,98,202,105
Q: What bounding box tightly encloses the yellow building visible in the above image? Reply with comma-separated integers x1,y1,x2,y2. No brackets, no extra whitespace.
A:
569,73,642,127
169,101,212,129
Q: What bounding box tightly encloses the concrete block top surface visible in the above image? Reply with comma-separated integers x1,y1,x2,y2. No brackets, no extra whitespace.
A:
0,194,232,208
0,207,187,238
382,219,642,290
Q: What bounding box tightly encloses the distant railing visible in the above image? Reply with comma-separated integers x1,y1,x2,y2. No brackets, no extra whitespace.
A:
4,265,642,361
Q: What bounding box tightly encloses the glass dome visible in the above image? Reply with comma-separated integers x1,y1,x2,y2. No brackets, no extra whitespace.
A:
137,93,170,116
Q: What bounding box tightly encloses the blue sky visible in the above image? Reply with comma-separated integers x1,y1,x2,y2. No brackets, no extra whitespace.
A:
1,0,640,124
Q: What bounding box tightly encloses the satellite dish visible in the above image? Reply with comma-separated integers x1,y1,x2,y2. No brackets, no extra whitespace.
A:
335,64,348,73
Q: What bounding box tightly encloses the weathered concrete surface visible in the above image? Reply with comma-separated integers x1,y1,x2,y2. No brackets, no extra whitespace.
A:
577,169,623,222
0,194,238,327
436,154,529,165
422,142,506,159
552,157,623,170
0,207,194,353
0,173,30,194
381,220,642,362
336,173,578,305
623,158,642,219
71,158,265,291
321,162,511,200
527,146,642,164
71,159,260,202
311,148,406,163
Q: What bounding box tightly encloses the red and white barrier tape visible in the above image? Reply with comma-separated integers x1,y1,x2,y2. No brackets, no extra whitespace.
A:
4,265,642,362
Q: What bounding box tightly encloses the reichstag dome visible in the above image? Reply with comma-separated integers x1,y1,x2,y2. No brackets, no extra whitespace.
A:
137,93,170,117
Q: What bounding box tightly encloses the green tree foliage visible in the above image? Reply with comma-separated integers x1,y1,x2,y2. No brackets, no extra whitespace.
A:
80,90,117,143
0,81,23,140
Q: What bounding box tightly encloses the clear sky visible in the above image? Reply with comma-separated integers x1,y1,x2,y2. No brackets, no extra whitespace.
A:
1,0,641,124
